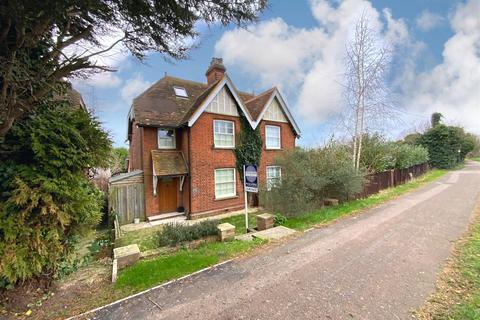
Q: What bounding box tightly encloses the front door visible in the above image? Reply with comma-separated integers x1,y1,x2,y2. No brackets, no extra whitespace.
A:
158,178,177,213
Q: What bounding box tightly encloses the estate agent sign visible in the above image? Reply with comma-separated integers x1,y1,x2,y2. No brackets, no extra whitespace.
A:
243,164,258,232
244,164,258,193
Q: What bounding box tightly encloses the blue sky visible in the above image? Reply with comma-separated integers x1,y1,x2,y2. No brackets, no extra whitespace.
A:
72,0,479,148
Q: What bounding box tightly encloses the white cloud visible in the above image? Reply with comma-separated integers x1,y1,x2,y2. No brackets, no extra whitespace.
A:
403,0,480,135
416,10,445,31
215,0,407,123
72,72,123,90
120,75,152,104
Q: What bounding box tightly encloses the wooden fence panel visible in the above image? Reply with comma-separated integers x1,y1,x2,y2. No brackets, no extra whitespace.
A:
357,163,429,200
109,183,145,225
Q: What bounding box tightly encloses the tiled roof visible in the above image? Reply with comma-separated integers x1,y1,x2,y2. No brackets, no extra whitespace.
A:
132,76,210,127
244,88,276,121
130,75,274,127
151,150,188,176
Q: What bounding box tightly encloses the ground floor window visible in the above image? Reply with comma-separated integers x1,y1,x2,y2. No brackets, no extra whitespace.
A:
214,168,236,199
266,166,282,190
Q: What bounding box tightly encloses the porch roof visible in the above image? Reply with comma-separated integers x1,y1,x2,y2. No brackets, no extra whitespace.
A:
151,150,188,177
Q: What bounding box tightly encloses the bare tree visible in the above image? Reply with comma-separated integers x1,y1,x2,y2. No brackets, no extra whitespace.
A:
343,13,394,170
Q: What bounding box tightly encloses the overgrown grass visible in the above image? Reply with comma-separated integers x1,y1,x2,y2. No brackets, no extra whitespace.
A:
115,239,263,291
416,205,480,319
282,169,447,230
442,214,480,319
116,225,164,252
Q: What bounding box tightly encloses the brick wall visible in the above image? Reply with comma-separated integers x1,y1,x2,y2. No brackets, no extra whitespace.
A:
180,128,190,214
142,127,159,216
130,114,297,219
257,120,296,185
189,112,245,217
188,113,297,217
128,121,143,171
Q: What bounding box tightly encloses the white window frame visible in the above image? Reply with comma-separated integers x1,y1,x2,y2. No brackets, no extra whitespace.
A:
214,168,237,199
173,86,188,98
157,129,176,149
266,166,282,190
213,120,235,148
265,125,281,150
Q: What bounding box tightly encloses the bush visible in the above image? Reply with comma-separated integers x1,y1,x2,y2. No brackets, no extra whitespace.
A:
359,134,396,172
157,220,219,247
394,144,429,169
260,144,365,217
0,94,111,285
274,214,287,226
360,133,429,172
417,124,474,169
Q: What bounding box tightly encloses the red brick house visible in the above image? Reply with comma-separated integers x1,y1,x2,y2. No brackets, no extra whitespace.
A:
126,58,300,221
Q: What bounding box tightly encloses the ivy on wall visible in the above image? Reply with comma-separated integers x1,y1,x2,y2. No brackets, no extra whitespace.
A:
234,111,262,180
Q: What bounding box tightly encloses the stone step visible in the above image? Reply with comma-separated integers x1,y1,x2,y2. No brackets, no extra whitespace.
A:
147,211,185,222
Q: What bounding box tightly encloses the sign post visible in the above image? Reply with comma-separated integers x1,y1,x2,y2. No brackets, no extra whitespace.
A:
243,164,258,232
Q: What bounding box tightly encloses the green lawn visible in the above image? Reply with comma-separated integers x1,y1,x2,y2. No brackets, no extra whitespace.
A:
416,208,480,319
115,239,263,291
220,211,259,234
282,169,447,230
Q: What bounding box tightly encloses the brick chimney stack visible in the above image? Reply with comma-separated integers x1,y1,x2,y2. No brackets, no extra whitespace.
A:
205,57,226,85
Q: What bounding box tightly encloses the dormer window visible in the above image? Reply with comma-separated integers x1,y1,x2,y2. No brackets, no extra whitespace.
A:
173,86,188,98
158,129,176,149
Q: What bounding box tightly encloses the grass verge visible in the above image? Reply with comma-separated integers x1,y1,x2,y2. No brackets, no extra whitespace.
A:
282,169,447,230
471,157,480,163
415,200,480,319
115,239,264,292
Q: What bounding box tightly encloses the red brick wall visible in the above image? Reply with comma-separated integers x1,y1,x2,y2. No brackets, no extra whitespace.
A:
142,127,159,216
128,121,143,171
133,114,297,218
257,120,296,185
138,127,189,217
189,112,245,217
180,128,190,214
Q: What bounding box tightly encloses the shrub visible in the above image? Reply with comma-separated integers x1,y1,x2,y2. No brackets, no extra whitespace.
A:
157,220,219,247
394,144,429,169
359,133,396,172
417,124,474,169
360,133,429,172
260,144,365,217
274,214,288,226
0,94,111,286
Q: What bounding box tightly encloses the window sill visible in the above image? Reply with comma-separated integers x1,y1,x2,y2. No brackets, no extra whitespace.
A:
265,147,282,151
212,146,236,150
214,195,239,201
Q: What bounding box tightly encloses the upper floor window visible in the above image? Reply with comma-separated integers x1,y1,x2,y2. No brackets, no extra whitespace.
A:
266,166,282,190
214,120,235,148
158,129,176,149
265,125,281,149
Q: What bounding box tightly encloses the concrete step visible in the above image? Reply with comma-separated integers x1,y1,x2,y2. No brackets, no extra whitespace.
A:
147,211,185,222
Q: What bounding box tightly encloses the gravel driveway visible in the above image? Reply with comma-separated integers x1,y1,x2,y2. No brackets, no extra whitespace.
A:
83,162,480,320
